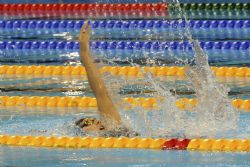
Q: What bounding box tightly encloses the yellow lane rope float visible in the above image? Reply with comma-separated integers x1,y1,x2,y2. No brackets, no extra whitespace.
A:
0,65,250,77
0,135,249,152
0,96,250,111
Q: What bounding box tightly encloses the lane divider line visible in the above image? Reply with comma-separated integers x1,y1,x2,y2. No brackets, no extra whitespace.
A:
0,3,167,18
170,3,250,10
0,135,249,151
1,40,249,51
0,96,249,111
0,65,250,77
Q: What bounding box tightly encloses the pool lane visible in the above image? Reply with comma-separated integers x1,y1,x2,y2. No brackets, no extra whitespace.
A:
1,75,250,98
0,107,249,138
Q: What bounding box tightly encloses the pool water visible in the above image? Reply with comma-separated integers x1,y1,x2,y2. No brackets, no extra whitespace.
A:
0,107,250,138
1,75,250,98
0,146,250,167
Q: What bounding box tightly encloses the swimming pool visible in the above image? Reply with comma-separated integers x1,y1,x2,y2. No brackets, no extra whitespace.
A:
0,0,249,166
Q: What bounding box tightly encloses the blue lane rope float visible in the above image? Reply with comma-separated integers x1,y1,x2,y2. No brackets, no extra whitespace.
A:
0,20,249,40
1,40,249,50
0,40,249,63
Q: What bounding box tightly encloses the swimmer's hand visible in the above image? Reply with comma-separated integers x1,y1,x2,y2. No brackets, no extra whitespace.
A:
79,21,91,43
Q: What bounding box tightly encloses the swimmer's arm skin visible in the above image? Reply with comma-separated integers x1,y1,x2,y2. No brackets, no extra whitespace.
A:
79,22,122,129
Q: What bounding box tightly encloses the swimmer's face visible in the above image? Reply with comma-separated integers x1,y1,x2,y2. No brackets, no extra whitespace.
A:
75,118,105,133
83,122,104,132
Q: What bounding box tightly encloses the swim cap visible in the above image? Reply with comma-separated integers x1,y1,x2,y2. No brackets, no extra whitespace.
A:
75,117,105,130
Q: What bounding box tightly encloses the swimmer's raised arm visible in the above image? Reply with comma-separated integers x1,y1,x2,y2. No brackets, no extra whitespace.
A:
79,21,122,129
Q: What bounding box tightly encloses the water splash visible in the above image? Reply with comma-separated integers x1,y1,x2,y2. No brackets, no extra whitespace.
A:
100,0,239,138
108,39,239,139
183,40,239,137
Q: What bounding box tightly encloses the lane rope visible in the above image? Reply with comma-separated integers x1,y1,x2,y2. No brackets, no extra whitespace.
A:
170,3,250,10
0,20,249,29
169,3,250,19
0,3,249,19
0,3,167,18
0,20,249,40
1,40,248,63
168,3,250,19
0,96,250,111
0,65,249,77
0,135,249,151
1,40,249,51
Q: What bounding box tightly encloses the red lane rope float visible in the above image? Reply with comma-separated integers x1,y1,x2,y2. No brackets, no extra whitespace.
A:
0,3,168,18
162,139,191,150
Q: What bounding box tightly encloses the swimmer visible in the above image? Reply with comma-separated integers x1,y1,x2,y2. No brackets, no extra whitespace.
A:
76,21,138,137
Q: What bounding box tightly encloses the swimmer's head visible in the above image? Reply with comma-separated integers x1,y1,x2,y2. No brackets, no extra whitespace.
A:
75,118,105,132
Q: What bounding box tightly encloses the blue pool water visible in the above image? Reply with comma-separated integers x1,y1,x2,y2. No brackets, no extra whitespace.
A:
0,147,249,167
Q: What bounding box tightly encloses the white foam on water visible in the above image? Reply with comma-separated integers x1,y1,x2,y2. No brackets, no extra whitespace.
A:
108,40,239,138
101,0,239,138
183,40,239,137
